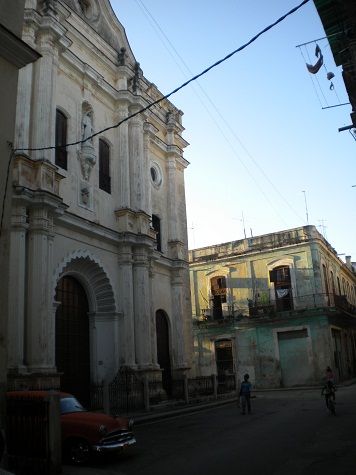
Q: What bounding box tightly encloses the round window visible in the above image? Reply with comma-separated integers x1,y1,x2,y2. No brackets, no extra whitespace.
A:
150,163,162,187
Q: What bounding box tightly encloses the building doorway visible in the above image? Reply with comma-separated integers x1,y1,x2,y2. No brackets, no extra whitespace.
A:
215,339,234,384
55,276,90,406
156,310,172,396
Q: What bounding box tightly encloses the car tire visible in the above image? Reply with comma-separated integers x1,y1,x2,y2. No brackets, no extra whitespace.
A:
65,438,91,465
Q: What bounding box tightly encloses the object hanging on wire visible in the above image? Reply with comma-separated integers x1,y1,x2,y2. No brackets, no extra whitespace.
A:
326,71,335,90
306,44,323,74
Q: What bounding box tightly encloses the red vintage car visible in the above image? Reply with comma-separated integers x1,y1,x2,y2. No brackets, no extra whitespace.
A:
7,391,136,465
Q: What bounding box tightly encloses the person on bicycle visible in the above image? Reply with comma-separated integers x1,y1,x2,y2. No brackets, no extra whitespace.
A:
321,380,336,410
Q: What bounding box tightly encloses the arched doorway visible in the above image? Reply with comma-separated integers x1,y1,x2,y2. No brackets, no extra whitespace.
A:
156,310,172,396
55,276,90,406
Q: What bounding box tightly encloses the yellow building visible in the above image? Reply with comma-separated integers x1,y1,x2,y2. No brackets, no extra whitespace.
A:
189,225,356,388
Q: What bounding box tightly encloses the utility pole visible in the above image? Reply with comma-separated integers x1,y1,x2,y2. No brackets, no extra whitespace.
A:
241,211,247,239
302,190,309,225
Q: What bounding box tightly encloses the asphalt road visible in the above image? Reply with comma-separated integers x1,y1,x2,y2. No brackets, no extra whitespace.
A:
62,384,356,475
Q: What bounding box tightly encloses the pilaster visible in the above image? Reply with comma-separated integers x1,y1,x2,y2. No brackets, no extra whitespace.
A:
7,205,28,370
128,107,145,211
26,206,54,371
117,103,130,208
133,246,152,368
117,245,136,367
30,15,70,161
171,268,187,368
167,157,178,242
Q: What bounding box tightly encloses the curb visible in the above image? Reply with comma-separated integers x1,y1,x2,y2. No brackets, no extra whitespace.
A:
132,397,237,425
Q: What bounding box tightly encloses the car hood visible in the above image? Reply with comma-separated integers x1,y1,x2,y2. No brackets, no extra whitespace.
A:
61,411,128,432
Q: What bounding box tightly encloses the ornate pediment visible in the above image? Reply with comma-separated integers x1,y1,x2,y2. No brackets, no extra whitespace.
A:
60,0,135,63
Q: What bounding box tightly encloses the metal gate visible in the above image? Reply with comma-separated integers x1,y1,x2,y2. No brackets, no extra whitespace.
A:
108,367,144,414
55,276,90,406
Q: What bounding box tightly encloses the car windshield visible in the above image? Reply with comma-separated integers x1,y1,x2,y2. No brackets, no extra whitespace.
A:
60,397,87,414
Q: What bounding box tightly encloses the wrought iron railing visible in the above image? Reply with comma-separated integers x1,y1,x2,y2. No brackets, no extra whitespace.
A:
195,292,356,322
89,372,237,414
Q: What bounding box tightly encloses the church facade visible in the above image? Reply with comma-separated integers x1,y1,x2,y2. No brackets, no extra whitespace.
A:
9,0,192,403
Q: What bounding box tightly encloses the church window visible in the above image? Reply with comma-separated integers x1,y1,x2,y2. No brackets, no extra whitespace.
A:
152,214,162,252
55,109,67,169
150,163,162,188
99,139,111,193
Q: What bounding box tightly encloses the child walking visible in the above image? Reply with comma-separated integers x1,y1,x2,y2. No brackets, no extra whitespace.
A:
240,373,252,415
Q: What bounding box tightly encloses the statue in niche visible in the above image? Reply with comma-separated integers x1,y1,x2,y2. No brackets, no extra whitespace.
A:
82,110,93,143
78,108,96,181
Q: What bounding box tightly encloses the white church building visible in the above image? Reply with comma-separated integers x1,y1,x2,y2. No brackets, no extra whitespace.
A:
8,0,192,404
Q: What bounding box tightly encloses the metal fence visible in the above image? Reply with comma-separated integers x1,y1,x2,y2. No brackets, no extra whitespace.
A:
108,367,145,414
5,393,61,475
188,376,214,397
90,373,237,414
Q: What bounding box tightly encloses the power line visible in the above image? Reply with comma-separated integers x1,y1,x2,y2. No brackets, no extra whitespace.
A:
14,0,310,154
134,0,305,224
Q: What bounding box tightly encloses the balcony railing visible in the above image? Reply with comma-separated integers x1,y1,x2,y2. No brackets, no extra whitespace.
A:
195,292,356,323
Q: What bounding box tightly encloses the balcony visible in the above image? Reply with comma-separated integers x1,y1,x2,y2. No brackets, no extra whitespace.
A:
194,292,356,326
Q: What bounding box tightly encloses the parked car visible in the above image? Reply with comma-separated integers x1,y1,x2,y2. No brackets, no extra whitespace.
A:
7,391,136,465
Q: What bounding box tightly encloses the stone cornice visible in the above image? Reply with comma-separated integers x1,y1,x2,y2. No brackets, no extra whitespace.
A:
56,211,120,246
56,211,156,250
0,24,40,68
12,187,67,215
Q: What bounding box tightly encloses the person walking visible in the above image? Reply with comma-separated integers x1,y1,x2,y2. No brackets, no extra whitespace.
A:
325,366,336,401
240,373,252,415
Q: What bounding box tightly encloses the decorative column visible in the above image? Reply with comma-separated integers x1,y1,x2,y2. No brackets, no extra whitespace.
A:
142,122,151,215
133,246,152,368
117,245,136,367
7,204,28,370
167,157,178,241
171,268,187,371
117,103,130,208
46,214,56,368
26,206,53,371
31,32,57,160
128,107,144,211
149,261,158,366
30,17,69,161
14,14,37,150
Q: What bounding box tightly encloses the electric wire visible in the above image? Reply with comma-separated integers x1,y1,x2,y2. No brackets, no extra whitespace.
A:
134,0,304,225
13,0,310,155
1,0,310,235
0,147,15,235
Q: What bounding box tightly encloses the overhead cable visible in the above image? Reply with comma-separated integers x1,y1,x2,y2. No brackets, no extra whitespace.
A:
14,0,310,154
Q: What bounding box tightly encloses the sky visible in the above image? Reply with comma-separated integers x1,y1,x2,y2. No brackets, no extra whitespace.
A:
111,0,356,260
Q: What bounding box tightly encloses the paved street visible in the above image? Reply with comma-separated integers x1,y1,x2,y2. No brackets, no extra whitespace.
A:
63,385,356,475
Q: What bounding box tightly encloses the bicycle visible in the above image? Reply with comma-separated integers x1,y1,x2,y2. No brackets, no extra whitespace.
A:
325,393,336,415
321,381,336,415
